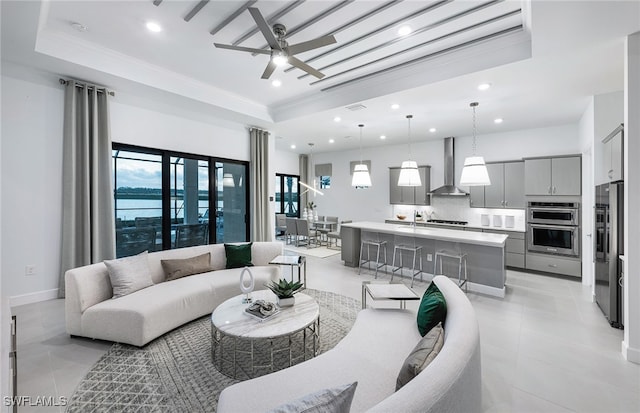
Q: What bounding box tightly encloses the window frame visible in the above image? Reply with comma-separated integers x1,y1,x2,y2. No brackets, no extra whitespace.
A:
113,143,250,250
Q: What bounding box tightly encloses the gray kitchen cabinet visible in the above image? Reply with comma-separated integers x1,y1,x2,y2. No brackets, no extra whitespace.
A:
504,162,525,208
602,128,623,182
469,186,484,208
484,163,505,208
389,166,430,205
524,156,581,196
471,161,524,208
483,229,525,269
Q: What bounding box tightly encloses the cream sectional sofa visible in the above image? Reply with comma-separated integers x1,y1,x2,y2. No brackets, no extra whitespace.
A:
218,275,481,413
65,242,282,346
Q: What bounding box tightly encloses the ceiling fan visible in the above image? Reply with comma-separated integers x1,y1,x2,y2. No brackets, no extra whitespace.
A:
213,7,337,80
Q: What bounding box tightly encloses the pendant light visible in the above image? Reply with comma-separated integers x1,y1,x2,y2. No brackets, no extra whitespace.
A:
460,102,491,186
300,143,324,196
352,124,372,188
398,114,421,187
222,173,235,187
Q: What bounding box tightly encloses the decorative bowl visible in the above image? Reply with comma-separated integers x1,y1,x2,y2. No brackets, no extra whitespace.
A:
396,214,407,220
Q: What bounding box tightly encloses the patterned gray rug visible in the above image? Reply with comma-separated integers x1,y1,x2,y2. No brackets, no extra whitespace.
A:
66,289,360,412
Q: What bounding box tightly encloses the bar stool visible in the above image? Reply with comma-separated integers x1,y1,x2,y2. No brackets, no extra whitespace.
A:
391,245,423,287
359,239,388,278
434,249,468,292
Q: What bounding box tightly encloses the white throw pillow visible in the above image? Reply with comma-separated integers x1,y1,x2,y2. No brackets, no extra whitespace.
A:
266,382,357,413
104,251,154,299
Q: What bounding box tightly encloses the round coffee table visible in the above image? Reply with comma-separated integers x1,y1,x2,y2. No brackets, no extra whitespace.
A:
211,290,320,379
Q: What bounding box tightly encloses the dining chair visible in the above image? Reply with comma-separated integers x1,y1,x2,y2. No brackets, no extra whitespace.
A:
296,218,318,248
327,220,351,250
285,218,297,245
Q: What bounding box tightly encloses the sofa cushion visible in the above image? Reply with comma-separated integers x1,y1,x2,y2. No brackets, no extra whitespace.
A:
266,382,358,413
161,252,212,281
104,251,154,299
416,282,447,336
225,242,253,269
396,322,444,390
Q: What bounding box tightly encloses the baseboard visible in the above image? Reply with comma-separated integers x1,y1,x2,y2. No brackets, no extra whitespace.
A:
9,288,59,307
622,340,640,364
467,282,505,298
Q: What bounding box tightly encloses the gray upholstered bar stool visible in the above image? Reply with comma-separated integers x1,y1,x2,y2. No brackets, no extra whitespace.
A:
359,239,388,278
434,249,468,292
391,245,423,287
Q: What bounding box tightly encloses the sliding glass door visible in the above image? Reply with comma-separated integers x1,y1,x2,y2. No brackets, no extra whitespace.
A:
275,174,300,217
215,161,248,243
113,145,249,257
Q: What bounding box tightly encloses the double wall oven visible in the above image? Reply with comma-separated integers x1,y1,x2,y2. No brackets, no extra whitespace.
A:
527,202,580,257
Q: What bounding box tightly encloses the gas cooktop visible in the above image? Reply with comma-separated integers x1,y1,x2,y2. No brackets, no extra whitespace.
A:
426,219,468,226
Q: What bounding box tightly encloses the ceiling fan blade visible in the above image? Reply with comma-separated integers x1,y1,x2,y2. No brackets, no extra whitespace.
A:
288,56,325,79
261,61,277,79
287,35,337,55
248,7,281,51
214,43,272,55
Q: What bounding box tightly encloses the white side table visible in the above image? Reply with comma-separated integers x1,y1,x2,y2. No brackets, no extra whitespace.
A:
269,255,307,287
361,281,420,309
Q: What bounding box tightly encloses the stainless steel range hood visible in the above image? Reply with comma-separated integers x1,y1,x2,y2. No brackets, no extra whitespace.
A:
430,137,468,196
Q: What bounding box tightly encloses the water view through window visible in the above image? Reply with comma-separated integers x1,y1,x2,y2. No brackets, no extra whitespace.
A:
112,147,249,257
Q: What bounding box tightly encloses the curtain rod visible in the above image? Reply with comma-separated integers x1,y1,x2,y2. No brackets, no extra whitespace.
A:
59,78,115,96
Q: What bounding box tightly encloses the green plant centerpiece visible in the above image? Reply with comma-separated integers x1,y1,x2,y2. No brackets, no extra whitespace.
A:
306,201,316,210
266,279,303,307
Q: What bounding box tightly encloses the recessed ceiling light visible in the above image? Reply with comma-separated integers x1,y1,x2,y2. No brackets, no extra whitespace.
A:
429,128,437,133
380,135,386,140
146,21,162,33
477,83,491,91
271,79,282,87
334,116,341,122
398,25,412,36
290,144,296,149
494,118,503,124
329,139,335,143
71,22,88,32
391,104,400,110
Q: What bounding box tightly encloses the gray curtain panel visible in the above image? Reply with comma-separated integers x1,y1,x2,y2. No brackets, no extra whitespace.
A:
58,81,115,298
299,154,309,210
250,128,271,241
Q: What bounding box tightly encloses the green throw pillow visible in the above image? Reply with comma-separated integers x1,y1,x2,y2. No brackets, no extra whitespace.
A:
416,282,447,336
224,242,253,269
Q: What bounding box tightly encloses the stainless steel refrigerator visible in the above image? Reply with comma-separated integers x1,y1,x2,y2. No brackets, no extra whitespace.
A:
594,182,624,328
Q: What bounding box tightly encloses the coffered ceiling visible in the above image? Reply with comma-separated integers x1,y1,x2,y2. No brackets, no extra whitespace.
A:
1,1,639,154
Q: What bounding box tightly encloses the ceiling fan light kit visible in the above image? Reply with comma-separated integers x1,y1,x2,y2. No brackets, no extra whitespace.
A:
213,7,336,80
460,102,491,187
398,114,422,187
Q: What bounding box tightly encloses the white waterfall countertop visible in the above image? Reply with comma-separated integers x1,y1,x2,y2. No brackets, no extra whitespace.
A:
342,221,508,247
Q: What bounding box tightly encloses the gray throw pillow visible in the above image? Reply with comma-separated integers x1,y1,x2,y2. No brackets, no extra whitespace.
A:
161,252,212,281
396,322,445,390
104,251,153,299
266,382,358,413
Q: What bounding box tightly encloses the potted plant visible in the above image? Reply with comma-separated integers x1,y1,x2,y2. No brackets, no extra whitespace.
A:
306,201,317,210
266,279,303,307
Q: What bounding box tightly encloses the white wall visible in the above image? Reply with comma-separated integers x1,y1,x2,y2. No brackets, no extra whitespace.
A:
308,123,581,223
579,97,595,288
272,148,299,176
593,91,624,185
1,73,252,303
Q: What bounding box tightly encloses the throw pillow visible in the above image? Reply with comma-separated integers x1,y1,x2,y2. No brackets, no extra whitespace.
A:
416,282,447,336
266,382,358,413
396,322,445,390
104,251,153,299
161,252,212,281
224,242,253,269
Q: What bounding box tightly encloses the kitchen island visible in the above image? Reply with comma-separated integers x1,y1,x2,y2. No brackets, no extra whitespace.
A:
341,221,508,298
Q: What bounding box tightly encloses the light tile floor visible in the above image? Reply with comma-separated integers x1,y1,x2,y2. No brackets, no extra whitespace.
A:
12,253,640,412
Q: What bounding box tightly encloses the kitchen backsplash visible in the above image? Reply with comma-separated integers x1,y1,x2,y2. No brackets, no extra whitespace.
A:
391,196,526,231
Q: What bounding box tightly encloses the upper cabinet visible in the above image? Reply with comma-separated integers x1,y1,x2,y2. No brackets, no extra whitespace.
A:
524,156,581,196
389,166,431,205
600,125,624,183
470,161,525,208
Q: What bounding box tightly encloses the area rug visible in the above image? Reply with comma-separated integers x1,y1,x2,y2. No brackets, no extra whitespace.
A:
65,289,360,413
283,244,341,258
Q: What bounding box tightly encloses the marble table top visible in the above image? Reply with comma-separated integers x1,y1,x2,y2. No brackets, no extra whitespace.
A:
364,282,421,300
211,290,319,339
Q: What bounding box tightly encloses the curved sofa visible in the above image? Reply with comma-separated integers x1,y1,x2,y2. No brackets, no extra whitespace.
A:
65,242,283,347
218,275,481,413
